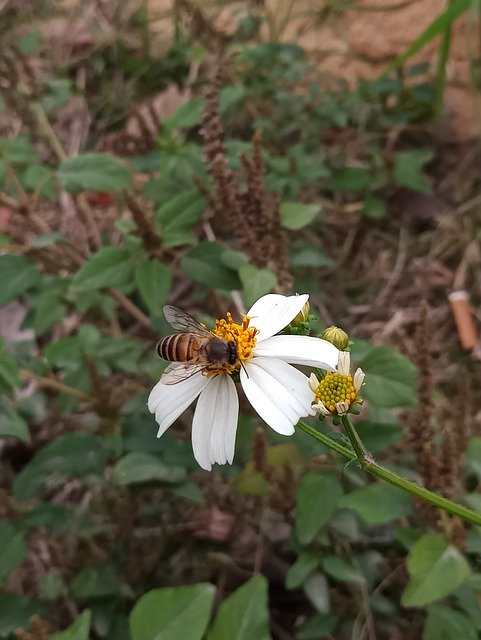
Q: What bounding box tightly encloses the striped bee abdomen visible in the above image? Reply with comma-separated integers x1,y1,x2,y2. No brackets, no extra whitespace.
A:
157,333,199,362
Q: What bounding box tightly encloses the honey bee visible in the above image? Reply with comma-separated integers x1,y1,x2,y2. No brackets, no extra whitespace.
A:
157,305,238,384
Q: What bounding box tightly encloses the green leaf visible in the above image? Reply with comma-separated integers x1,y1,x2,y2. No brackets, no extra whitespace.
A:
0,345,21,393
393,149,433,193
423,605,477,640
70,247,133,293
286,552,319,590
182,242,241,290
303,573,330,614
239,264,277,309
339,483,412,524
0,396,30,441
402,533,471,607
38,573,65,600
208,576,272,640
130,583,215,640
386,0,470,71
51,611,92,640
23,164,57,199
155,189,204,248
298,613,338,640
57,153,133,192
330,167,372,192
465,437,481,479
163,99,204,129
362,196,387,219
13,433,107,500
29,231,67,247
280,202,320,230
290,247,332,268
360,345,417,408
0,521,27,580
321,556,365,585
294,473,343,545
18,31,41,55
25,503,75,535
112,453,186,486
135,261,172,317
70,563,119,599
0,135,40,164
0,594,47,637
0,255,40,305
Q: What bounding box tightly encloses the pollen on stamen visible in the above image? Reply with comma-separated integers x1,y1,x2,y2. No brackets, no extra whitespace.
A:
211,313,259,376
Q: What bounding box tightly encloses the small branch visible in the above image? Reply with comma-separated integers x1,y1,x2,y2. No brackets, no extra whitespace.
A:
108,288,151,328
297,419,481,528
21,369,90,400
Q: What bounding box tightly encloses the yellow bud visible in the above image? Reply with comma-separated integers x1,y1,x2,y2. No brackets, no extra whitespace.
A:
322,326,349,350
290,300,310,327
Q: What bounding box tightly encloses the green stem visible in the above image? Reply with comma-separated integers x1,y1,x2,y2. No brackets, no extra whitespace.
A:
297,419,481,528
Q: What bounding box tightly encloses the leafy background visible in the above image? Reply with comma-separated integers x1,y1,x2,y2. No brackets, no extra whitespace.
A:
1,1,481,639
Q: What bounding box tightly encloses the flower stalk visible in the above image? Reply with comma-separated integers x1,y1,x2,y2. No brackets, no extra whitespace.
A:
297,418,481,528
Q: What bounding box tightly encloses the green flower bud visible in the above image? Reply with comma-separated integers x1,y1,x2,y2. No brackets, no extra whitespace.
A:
322,326,349,350
290,300,310,327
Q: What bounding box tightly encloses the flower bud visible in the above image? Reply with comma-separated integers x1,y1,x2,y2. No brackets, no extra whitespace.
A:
290,300,310,327
322,326,349,350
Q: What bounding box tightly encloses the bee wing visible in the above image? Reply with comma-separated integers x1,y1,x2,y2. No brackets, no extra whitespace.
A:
160,362,208,385
163,305,212,335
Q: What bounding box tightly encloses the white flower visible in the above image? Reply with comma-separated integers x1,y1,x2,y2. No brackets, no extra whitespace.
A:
310,350,365,416
148,294,340,470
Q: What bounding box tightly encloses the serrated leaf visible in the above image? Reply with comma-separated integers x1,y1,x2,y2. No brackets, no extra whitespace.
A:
363,196,387,219
155,189,204,248
182,242,241,290
0,522,27,580
135,261,172,317
423,605,477,640
295,473,343,545
13,433,107,500
280,202,320,230
163,98,204,129
360,345,417,408
70,563,119,599
339,483,412,524
402,533,470,607
394,149,433,193
130,584,215,640
0,255,40,305
0,594,47,637
70,247,133,293
286,552,319,590
57,153,133,192
51,611,92,640
321,556,365,585
239,264,277,308
112,452,186,486
330,167,372,192
208,576,272,640
0,396,30,441
303,573,330,614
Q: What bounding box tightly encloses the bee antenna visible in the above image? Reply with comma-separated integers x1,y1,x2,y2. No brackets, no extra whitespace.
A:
240,362,249,379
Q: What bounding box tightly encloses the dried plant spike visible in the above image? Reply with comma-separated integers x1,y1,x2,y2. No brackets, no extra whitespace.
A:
448,290,478,350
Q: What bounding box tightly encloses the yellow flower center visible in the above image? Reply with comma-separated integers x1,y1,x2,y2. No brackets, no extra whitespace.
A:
210,313,258,376
314,372,357,414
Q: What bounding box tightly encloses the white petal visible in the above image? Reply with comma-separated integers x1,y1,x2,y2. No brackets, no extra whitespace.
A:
338,351,351,376
148,372,209,437
247,294,309,342
313,401,331,416
309,372,319,393
192,375,239,470
241,358,313,436
354,367,365,392
253,335,339,370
